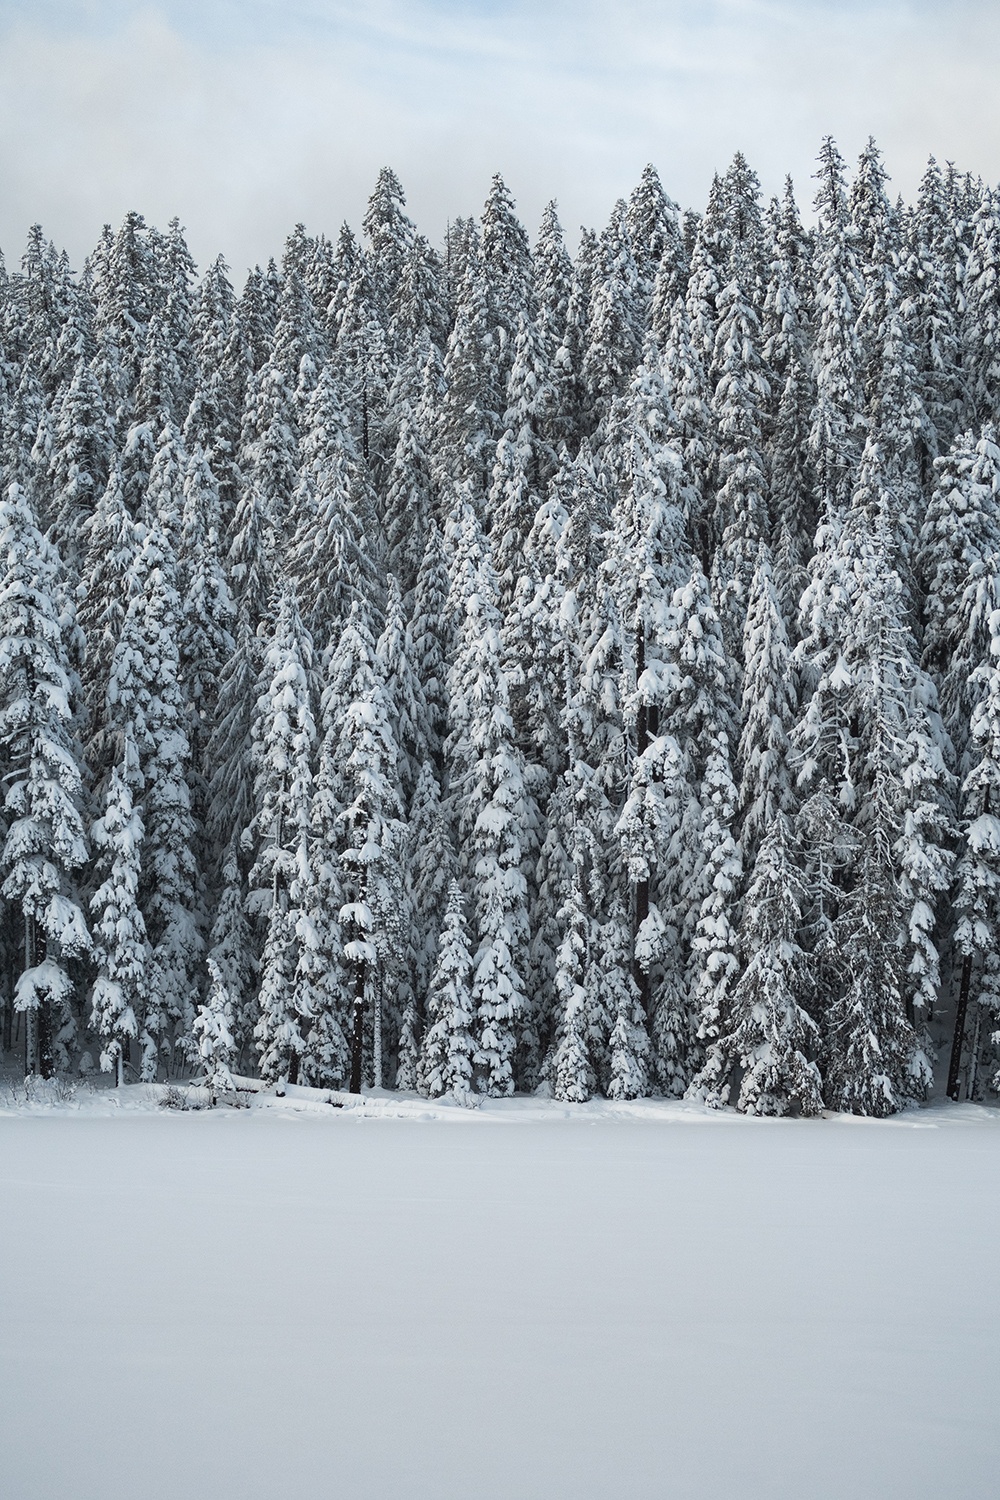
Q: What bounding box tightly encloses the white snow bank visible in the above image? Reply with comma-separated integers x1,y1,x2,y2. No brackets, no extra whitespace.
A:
0,1101,998,1499
5,1071,1000,1126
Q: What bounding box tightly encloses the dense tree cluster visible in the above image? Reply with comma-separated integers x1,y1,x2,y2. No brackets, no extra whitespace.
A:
1,142,998,1114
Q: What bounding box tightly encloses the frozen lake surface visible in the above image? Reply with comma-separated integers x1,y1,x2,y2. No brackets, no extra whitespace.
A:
1,1093,998,1499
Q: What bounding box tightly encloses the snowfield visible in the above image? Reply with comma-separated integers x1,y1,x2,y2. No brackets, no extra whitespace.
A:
1,1089,998,1500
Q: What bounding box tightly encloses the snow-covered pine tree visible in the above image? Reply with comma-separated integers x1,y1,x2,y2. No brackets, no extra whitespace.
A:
418,878,476,1104
726,812,823,1115
248,589,316,1085
177,446,236,754
489,312,556,614
89,738,147,1085
47,356,113,569
0,484,90,1076
905,157,965,459
533,201,573,373
231,265,320,623
685,174,730,376
550,226,598,450
480,173,534,397
600,895,651,1100
684,735,743,1106
795,443,951,1113
206,835,256,1072
102,516,201,1076
399,517,440,729
436,241,498,499
810,137,865,518
362,166,415,331
320,601,405,1091
628,163,687,319
737,544,797,865
918,424,1000,770
658,295,715,561
404,758,454,1024
709,265,770,657
333,259,394,481
762,181,816,619
446,504,531,1096
963,185,1000,429
384,407,436,597
376,573,428,812
550,869,595,1102
183,253,240,520
948,609,1000,1098
192,956,237,1099
288,363,379,648
605,349,692,1038
582,201,643,431
655,560,739,1094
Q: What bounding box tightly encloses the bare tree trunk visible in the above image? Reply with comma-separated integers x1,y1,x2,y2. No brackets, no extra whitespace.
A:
23,911,36,1076
373,976,382,1090
632,630,652,1021
967,1005,983,1101
947,954,972,1101
349,961,365,1094
949,787,992,1101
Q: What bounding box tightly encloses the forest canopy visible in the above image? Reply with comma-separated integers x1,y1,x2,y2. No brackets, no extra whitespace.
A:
0,139,996,1117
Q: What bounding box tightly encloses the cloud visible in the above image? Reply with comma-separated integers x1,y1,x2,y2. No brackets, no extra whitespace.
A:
0,0,998,278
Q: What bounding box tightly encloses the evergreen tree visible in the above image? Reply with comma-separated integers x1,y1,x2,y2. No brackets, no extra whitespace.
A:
192,956,237,1098
533,201,573,366
950,622,1000,1098
322,603,405,1091
963,186,1000,427
727,813,823,1116
918,424,1000,768
685,174,730,374
248,589,316,1084
362,166,415,327
738,546,797,864
709,268,770,655
447,507,531,1095
601,897,651,1100
628,163,686,316
89,740,147,1085
418,879,476,1104
0,485,90,1076
550,871,595,1102
582,201,642,428
104,519,200,1076
810,138,865,517
481,173,534,388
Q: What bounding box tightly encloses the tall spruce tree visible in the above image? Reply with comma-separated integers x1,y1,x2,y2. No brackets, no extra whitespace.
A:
0,485,90,1075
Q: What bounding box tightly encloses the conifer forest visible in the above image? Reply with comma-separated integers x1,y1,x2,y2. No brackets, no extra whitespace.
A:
3,137,999,1119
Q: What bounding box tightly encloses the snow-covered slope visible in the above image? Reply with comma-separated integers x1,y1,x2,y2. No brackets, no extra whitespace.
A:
1,1100,997,1499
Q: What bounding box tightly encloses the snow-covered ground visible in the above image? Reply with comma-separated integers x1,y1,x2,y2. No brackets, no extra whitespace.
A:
1,1087,998,1500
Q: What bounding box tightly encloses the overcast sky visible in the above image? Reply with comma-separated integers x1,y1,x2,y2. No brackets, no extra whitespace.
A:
1,0,998,279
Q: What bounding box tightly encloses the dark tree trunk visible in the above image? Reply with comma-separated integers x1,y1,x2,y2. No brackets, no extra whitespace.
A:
349,962,365,1094
946,954,972,1102
23,911,36,1076
967,1005,983,1101
949,786,992,1101
1,979,11,1056
632,629,652,1021
35,925,52,1080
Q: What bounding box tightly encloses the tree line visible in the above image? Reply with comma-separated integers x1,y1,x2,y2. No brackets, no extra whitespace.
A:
1,137,998,1115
